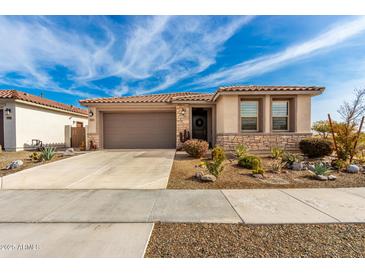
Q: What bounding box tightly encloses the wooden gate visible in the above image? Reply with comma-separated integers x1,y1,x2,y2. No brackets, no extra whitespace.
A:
71,127,86,148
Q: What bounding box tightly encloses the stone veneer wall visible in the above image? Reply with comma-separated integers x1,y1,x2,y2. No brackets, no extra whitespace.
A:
176,104,190,148
87,133,100,149
216,133,312,153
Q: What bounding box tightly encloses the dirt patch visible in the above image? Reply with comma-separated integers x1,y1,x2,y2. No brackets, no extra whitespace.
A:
145,223,365,258
167,152,365,189
0,150,76,177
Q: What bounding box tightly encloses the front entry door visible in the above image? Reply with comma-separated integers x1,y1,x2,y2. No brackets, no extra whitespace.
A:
192,109,208,141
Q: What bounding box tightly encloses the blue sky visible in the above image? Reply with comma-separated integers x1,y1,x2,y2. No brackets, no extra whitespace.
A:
1,15,365,121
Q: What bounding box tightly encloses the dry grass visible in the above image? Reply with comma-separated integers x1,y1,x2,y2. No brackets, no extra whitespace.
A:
0,150,74,177
167,152,365,189
145,223,365,258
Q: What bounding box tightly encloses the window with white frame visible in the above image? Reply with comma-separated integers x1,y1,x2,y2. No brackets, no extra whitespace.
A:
272,100,289,131
240,100,259,131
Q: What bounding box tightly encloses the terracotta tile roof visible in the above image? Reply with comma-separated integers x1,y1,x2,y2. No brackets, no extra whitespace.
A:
218,85,325,92
0,90,88,116
171,93,213,102
80,92,212,104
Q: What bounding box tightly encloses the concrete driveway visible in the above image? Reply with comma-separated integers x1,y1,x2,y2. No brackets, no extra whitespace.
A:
1,149,175,189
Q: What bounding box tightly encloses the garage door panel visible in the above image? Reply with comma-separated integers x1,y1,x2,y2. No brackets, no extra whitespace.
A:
103,112,176,149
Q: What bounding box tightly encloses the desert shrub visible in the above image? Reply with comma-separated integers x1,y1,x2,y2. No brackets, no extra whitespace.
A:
252,167,265,175
204,159,225,177
235,144,248,159
271,147,284,159
238,155,262,169
331,159,346,170
41,147,56,161
299,138,333,158
313,163,329,176
270,159,285,173
312,120,331,139
204,146,226,177
29,152,42,162
183,139,209,158
282,152,303,165
211,146,226,163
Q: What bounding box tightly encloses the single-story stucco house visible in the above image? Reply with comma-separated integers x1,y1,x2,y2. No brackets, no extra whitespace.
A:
0,90,88,151
79,85,325,153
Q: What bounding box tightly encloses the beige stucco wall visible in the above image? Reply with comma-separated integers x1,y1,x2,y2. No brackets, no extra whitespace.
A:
7,102,88,151
216,95,239,134
296,95,312,133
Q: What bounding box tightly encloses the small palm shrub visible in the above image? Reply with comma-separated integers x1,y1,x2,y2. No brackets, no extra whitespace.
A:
41,147,56,161
313,163,329,176
282,152,302,165
183,139,209,158
299,138,333,158
204,146,226,177
238,155,262,169
235,144,248,159
271,147,284,159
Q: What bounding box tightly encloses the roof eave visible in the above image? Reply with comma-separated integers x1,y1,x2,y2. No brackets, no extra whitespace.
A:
212,89,324,101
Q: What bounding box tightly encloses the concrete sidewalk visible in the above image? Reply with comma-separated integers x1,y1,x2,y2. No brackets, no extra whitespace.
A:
0,188,365,224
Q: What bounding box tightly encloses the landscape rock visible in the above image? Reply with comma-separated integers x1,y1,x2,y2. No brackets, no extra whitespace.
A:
195,171,204,180
6,160,24,170
64,148,75,156
252,173,264,179
308,164,316,172
200,174,216,182
292,162,304,171
328,175,337,181
347,164,360,173
315,175,328,181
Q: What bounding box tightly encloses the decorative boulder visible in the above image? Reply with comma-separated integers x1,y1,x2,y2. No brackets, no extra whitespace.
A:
6,160,24,170
315,175,328,181
195,171,204,180
308,164,316,172
292,162,304,171
347,164,360,173
64,148,75,156
200,174,216,182
252,173,264,179
328,175,337,181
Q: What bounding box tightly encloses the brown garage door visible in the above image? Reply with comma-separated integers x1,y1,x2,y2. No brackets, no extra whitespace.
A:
103,112,176,149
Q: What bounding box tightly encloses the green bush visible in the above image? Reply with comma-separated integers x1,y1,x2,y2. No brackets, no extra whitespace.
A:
238,155,262,169
282,152,302,165
271,147,284,159
211,146,226,163
299,138,333,158
235,144,248,159
41,147,56,161
204,146,226,177
183,139,209,158
313,163,329,176
29,152,42,162
205,159,225,177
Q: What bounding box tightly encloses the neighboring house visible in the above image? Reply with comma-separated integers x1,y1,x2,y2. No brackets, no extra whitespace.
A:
79,85,325,153
0,90,88,151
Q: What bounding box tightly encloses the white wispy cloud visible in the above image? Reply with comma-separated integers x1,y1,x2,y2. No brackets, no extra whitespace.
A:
193,16,365,88
0,16,252,97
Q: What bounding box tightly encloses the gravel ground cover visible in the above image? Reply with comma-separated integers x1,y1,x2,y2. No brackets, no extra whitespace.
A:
167,152,365,189
145,223,365,258
0,150,76,177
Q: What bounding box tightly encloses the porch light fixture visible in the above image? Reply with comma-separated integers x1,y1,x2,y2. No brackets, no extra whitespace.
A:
181,108,185,116
88,110,94,117
4,108,11,116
